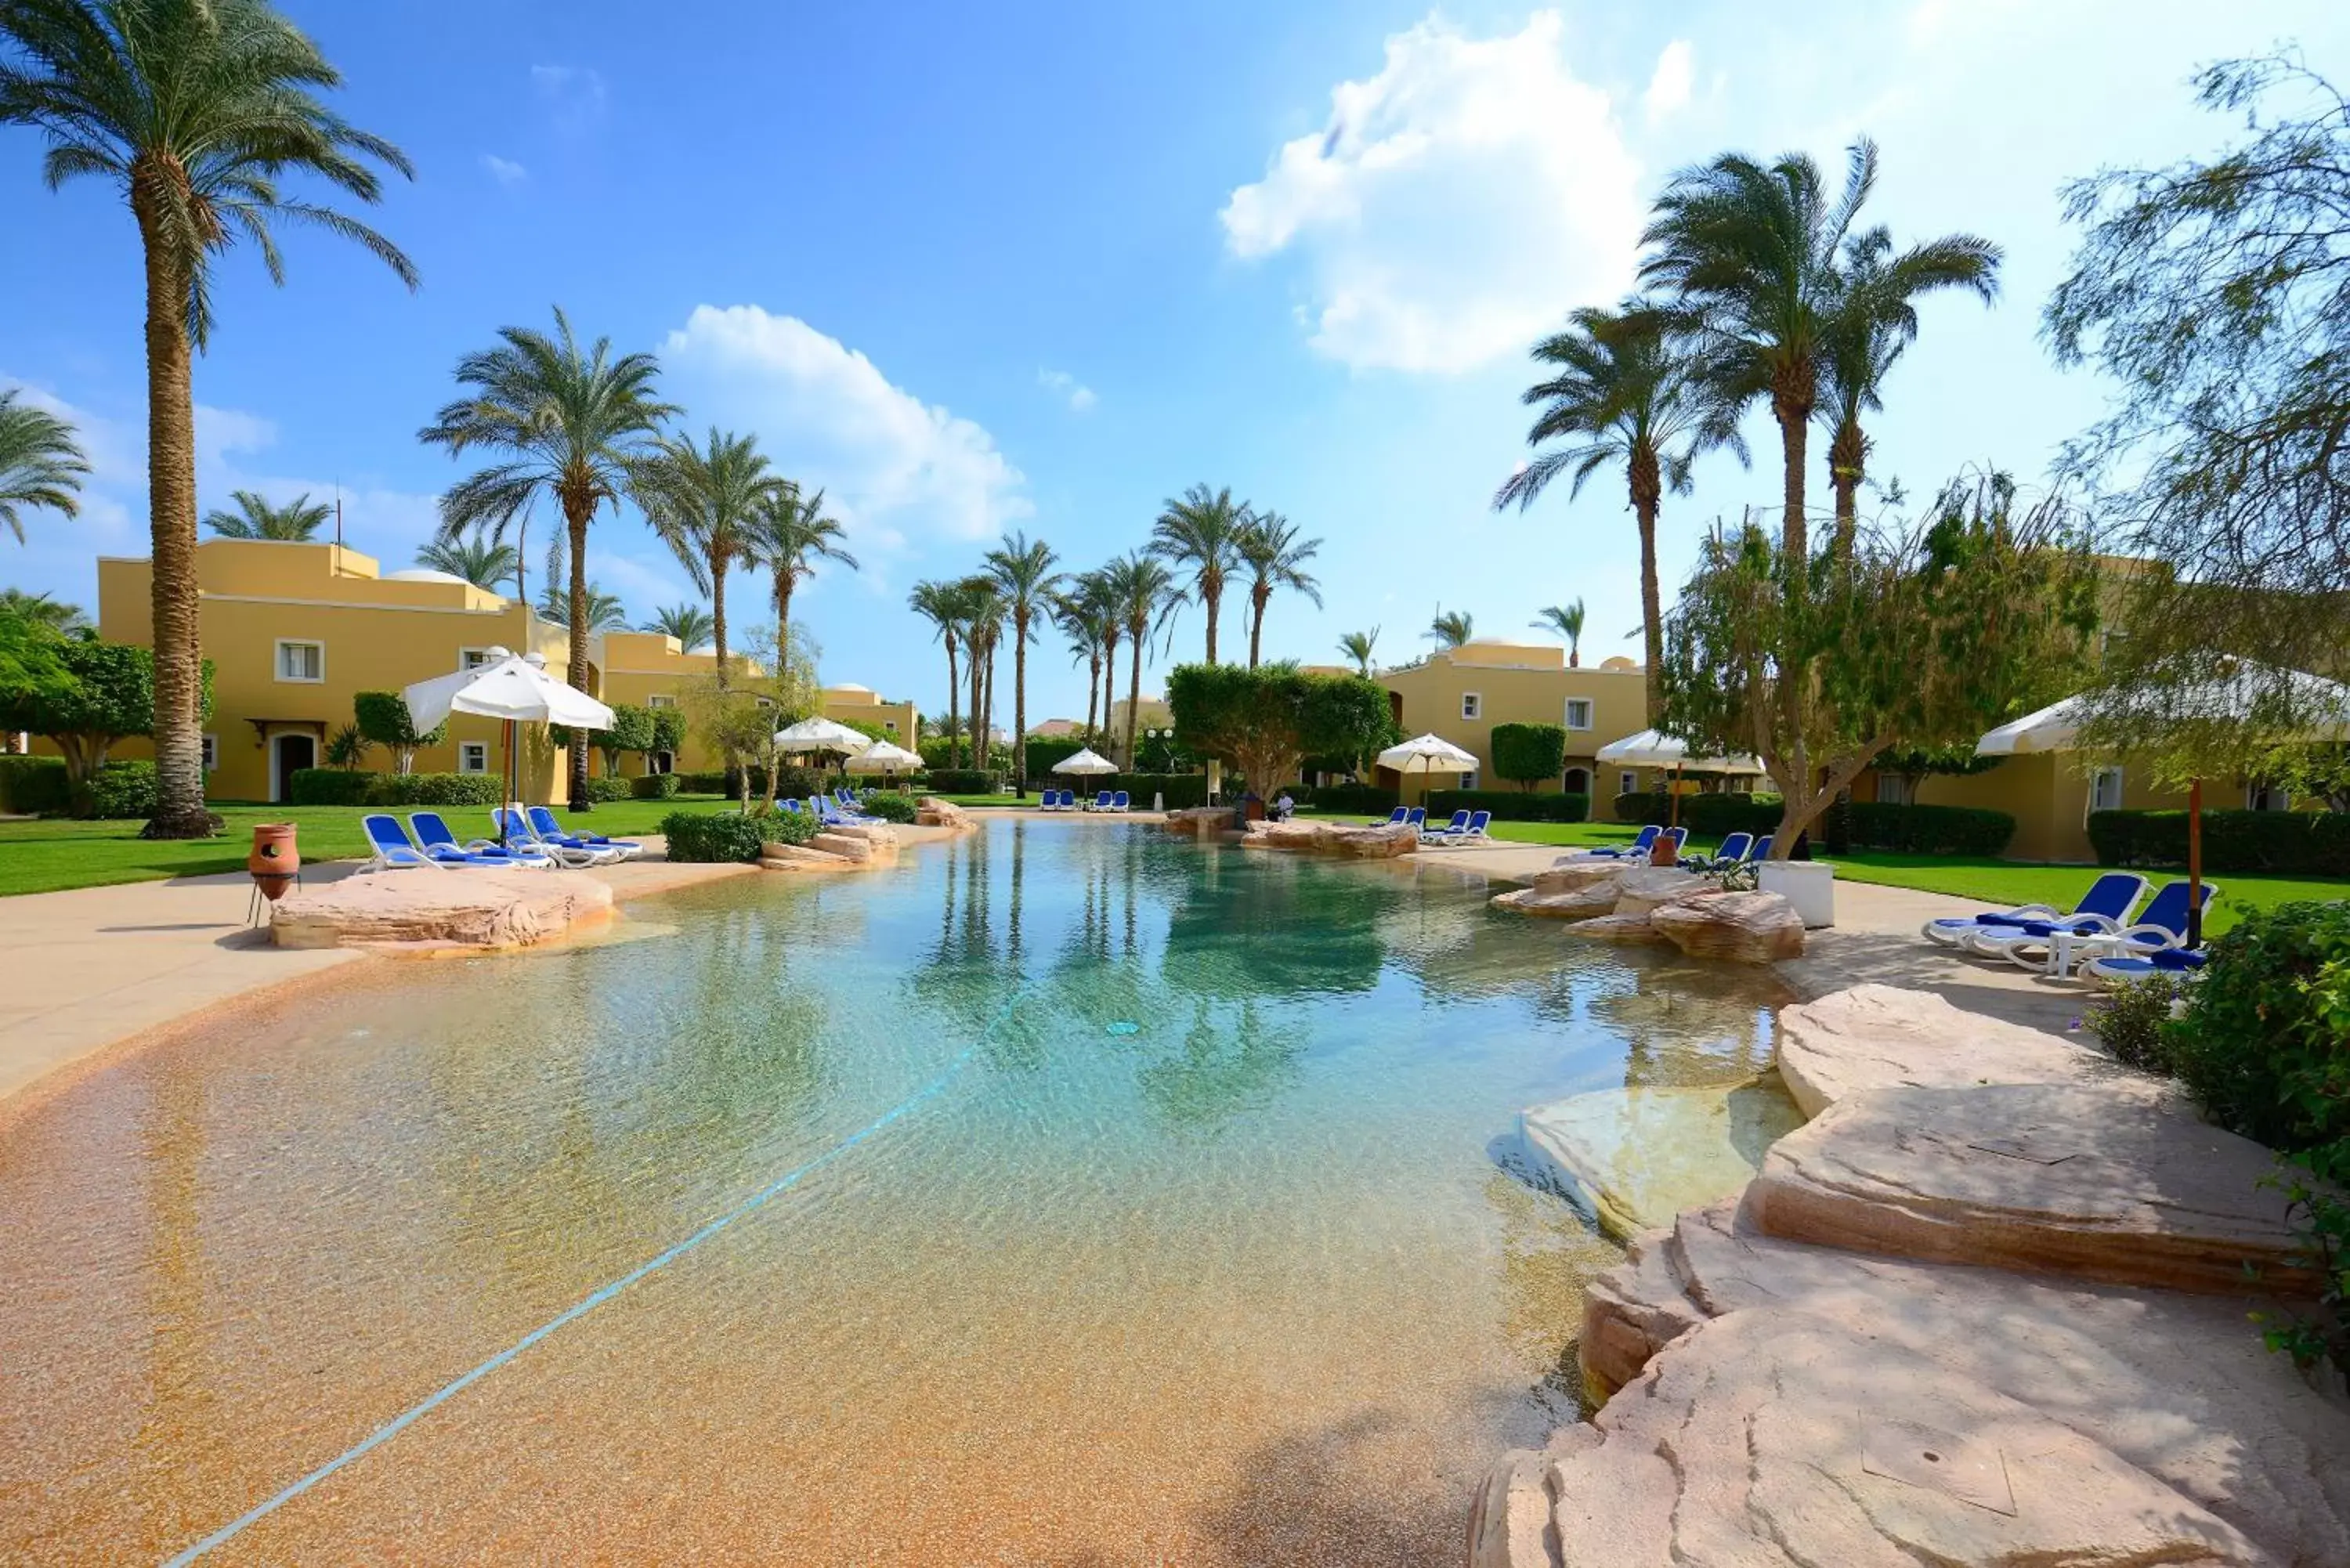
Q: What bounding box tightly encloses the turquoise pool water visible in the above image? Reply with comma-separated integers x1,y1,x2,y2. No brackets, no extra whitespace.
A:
0,819,1784,1565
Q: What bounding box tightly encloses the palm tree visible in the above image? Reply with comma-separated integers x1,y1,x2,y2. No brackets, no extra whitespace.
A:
0,586,86,630
1149,482,1243,663
746,485,855,651
984,530,1061,795
1425,609,1473,649
201,488,331,540
1495,305,1745,704
536,577,628,634
1820,227,1999,555
0,389,88,542
0,0,416,836
1234,511,1321,669
642,601,714,651
908,579,967,768
1531,601,1587,667
1105,551,1181,767
420,308,674,810
1336,627,1379,677
958,576,1005,771
635,426,780,681
1051,578,1110,746
415,528,521,593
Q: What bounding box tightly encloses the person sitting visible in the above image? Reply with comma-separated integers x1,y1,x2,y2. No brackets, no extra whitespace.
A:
1272,792,1296,822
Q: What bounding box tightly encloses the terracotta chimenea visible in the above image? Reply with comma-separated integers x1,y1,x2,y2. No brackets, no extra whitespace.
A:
248,822,300,901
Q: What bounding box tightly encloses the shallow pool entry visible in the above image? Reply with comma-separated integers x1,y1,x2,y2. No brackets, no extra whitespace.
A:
0,818,1786,1565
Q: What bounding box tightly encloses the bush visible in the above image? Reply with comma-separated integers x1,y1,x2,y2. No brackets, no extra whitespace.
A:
582,775,634,804
1309,781,1397,815
760,808,822,847
1025,736,1087,779
374,771,506,807
84,759,156,818
674,771,728,796
660,810,767,862
1490,723,1569,790
631,772,682,800
0,755,71,815
859,793,918,823
2086,972,2193,1073
927,768,1003,795
2089,807,2350,876
1612,792,1782,837
1608,792,2014,853
288,767,374,806
1426,788,1589,823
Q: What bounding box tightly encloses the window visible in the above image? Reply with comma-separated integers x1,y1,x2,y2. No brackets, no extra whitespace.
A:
275,639,324,683
882,719,898,734
2088,766,2124,815
2247,781,2291,811
1459,768,1479,790
649,750,674,775
646,694,678,710
458,647,497,670
1618,770,1640,796
1459,692,1482,721
1564,698,1593,731
458,742,489,775
1875,772,1916,806
201,733,219,771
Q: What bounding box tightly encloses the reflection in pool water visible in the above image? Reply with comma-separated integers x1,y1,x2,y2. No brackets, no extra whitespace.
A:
0,818,1786,1565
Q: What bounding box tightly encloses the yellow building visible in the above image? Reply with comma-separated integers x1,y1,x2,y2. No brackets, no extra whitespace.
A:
1878,753,2295,864
820,683,920,746
1376,640,1652,796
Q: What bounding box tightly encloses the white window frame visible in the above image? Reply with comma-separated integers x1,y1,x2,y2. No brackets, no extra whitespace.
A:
1459,692,1482,721
201,733,219,772
2088,765,2124,816
457,741,490,775
645,693,678,710
1875,771,1915,807
457,646,497,670
1564,697,1593,731
1459,768,1479,790
649,750,674,775
2246,781,2291,811
1618,770,1640,797
274,638,325,684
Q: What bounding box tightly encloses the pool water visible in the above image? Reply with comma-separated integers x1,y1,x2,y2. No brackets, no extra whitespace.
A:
0,819,1785,1565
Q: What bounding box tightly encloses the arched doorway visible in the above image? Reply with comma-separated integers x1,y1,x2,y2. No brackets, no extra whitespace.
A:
271,732,316,803
1562,766,1590,795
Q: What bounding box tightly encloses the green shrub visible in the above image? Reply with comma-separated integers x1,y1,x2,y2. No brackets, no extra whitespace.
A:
84,759,156,818
1025,736,1087,779
582,775,633,804
374,771,506,807
2086,972,2193,1073
1490,722,1569,790
1110,773,1209,808
288,767,375,806
660,810,767,862
927,768,1003,795
1609,793,2013,853
859,793,918,823
674,770,729,796
631,772,682,800
351,690,446,771
760,808,822,847
1612,792,1781,836
1308,782,1397,815
1427,788,1589,823
2089,807,2350,876
0,755,71,815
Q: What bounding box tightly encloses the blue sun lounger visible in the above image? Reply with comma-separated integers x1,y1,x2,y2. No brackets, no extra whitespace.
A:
410,811,551,869
1589,825,1661,860
1923,871,2146,948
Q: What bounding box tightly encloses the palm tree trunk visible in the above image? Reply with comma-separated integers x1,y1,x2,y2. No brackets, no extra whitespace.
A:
774,570,797,670
1125,626,1144,768
943,638,961,771
1631,447,1665,717
1101,633,1119,754
967,636,984,775
1084,648,1101,744
1249,586,1268,669
1203,583,1220,665
1773,387,1810,565
135,209,211,838
1828,416,1864,560
710,561,729,687
565,504,593,810
1012,610,1031,795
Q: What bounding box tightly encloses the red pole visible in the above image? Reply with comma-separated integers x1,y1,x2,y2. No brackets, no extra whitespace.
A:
2187,777,2205,947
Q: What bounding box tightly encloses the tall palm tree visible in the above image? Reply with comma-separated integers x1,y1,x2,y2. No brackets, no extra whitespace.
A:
635,426,780,681
201,488,330,540
0,388,87,542
1336,627,1379,677
1149,482,1243,664
642,601,714,651
420,308,674,810
1052,578,1110,746
1531,601,1586,667
1234,510,1321,669
1,0,417,835
1425,609,1473,649
908,579,966,768
983,530,1060,794
958,576,1005,771
1820,227,1999,555
1105,551,1181,767
746,484,854,652
1495,306,1743,706
415,527,520,593
0,586,87,629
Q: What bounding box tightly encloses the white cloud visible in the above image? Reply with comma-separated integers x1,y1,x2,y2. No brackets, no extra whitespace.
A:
481,154,528,186
194,404,276,469
1037,367,1097,413
663,305,1032,573
530,64,606,133
1220,9,1643,374
1644,39,1694,121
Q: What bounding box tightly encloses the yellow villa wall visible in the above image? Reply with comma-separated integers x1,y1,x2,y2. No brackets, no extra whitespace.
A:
1378,641,1650,796
597,630,732,776
821,684,920,748
1913,753,2229,863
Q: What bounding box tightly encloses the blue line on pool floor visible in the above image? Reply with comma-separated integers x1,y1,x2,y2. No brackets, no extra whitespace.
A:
161,985,1029,1567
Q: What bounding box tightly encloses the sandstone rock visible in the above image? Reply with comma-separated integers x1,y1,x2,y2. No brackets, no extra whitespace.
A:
1332,822,1419,857
1744,1081,2308,1295
1609,868,1717,918
1161,805,1235,836
1555,911,1668,945
814,822,897,862
1519,1079,1804,1241
1241,819,1323,851
808,831,876,863
1774,982,2148,1118
1526,862,1625,897
271,869,612,950
760,844,856,872
1650,890,1804,963
1240,819,1417,857
914,796,974,831
1490,881,1620,920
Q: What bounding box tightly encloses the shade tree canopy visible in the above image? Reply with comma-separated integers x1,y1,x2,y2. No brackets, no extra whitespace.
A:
1166,661,1392,795
0,623,212,797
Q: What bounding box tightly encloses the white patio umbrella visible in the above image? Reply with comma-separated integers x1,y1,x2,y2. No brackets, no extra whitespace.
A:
1376,732,1478,807
1050,746,1119,776
773,716,870,778
844,739,923,781
403,647,613,813
1596,728,1764,831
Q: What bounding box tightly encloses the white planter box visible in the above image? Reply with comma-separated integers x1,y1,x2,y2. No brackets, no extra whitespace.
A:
1759,861,1836,928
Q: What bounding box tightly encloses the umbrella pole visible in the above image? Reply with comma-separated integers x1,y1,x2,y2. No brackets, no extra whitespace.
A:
1668,762,1683,829
2187,777,2204,948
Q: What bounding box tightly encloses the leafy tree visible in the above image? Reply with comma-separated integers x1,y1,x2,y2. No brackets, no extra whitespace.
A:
1531,601,1586,667
642,601,714,650
414,528,519,592
1167,662,1393,797
1150,482,1239,664
420,307,674,810
746,484,855,650
564,702,653,779
1495,306,1744,703
1106,551,1182,765
1234,510,1321,669
1657,475,2097,856
0,388,87,541
637,426,782,681
202,489,329,540
1425,609,1473,649
325,722,372,770
1491,721,1568,791
0,587,86,630
0,627,212,801
1336,627,1379,677
0,0,417,836
352,690,446,774
0,600,73,703
984,529,1060,793
681,621,821,815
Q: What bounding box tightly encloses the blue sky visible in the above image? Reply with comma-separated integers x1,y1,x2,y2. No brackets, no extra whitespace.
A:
6,1,2349,728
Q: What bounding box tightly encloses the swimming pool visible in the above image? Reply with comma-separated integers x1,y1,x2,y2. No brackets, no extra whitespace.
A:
0,818,1785,1564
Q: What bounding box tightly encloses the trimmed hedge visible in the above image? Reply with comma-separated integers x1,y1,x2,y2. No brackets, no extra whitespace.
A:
927,768,1003,795
2090,807,2350,876
1613,792,1781,836
374,771,506,807
631,772,682,800
1309,782,1398,815
675,765,830,800
1609,792,2015,854
582,775,633,804
660,810,767,863
288,768,374,806
1427,788,1589,823
0,755,72,815
85,760,157,819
